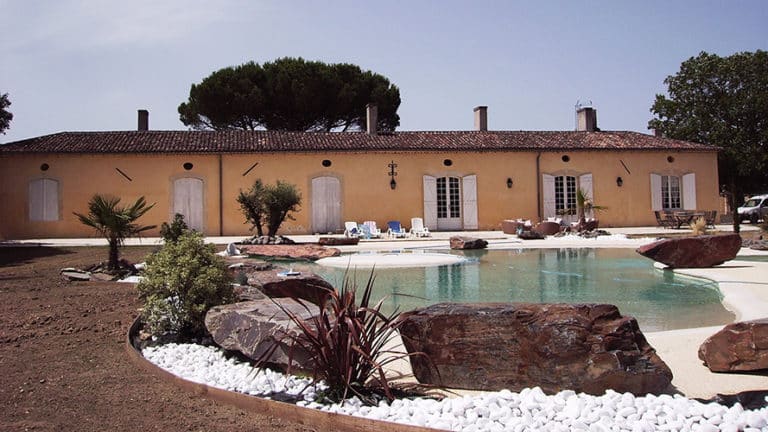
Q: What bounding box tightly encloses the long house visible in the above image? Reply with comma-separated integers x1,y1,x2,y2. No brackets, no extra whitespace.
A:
0,106,720,239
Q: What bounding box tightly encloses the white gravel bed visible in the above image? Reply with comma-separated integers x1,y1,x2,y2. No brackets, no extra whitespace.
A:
142,343,768,432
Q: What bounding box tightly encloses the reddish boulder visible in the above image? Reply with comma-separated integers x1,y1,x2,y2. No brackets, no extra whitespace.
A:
450,236,488,250
247,269,334,306
205,299,317,371
317,237,360,246
398,302,672,395
635,233,741,268
239,244,341,261
698,319,768,372
533,221,562,236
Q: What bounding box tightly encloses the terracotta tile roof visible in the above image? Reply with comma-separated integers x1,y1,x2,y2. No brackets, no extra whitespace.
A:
0,130,718,154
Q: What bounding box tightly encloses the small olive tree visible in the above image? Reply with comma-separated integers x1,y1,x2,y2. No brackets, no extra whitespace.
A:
237,179,301,237
137,232,234,338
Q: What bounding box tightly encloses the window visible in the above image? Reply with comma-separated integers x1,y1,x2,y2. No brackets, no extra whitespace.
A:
650,173,696,211
436,177,460,218
554,175,577,215
661,175,681,210
29,178,59,221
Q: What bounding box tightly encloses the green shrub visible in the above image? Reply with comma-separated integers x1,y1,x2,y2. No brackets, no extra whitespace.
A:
160,213,190,243
137,232,234,338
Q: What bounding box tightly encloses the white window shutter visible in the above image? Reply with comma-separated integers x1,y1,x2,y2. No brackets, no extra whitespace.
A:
543,174,555,218
579,173,593,199
579,173,594,219
42,179,58,221
682,173,697,210
462,175,478,229
650,174,662,211
29,178,59,221
29,180,43,221
174,178,204,232
423,175,437,229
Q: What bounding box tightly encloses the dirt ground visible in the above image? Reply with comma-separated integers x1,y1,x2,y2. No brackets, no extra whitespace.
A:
0,245,317,432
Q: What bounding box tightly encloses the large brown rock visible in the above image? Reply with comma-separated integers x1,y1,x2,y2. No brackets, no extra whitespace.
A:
698,319,768,372
533,221,562,236
635,233,741,268
239,244,341,261
247,269,334,306
205,299,317,371
398,302,672,395
449,236,488,250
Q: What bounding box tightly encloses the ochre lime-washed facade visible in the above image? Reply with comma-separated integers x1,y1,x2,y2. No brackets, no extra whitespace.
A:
0,108,720,239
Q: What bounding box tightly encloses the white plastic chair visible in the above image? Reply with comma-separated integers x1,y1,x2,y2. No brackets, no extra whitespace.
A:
363,221,382,238
409,217,431,237
344,221,360,238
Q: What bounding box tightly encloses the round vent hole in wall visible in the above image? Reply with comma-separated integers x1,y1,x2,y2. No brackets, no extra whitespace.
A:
443,159,453,166
561,155,570,162
667,156,675,163
322,160,332,167
40,163,50,171
183,162,194,170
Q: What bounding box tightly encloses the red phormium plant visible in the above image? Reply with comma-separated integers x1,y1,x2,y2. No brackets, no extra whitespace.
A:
259,270,424,405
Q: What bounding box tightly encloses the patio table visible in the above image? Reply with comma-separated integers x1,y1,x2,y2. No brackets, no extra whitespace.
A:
672,211,705,229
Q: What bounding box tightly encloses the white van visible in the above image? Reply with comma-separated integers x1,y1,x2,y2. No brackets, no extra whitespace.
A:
738,194,768,223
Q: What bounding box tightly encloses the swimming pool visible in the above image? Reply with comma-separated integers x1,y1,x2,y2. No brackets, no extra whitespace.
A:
295,248,734,332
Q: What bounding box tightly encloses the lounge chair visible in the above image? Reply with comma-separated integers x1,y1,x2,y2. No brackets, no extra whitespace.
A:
387,220,407,238
344,221,360,238
362,221,382,238
410,217,431,237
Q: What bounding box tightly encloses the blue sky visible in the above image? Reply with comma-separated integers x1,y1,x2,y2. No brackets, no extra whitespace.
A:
1,0,766,143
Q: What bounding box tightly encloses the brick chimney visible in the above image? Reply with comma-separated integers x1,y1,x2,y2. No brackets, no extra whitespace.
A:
576,107,597,132
366,103,377,134
138,109,149,131
474,106,488,131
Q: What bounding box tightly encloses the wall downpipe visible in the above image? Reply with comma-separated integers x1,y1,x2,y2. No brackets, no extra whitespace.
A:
536,152,542,220
218,154,223,236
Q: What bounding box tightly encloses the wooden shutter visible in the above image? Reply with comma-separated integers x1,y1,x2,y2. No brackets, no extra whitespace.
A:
29,178,59,221
579,173,594,218
174,178,204,232
423,175,437,229
650,174,662,211
462,175,478,229
542,174,555,218
682,173,697,210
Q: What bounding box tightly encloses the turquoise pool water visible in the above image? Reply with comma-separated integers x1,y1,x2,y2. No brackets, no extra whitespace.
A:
295,248,734,332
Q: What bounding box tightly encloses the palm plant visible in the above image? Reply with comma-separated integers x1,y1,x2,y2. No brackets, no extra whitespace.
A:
575,187,606,225
73,194,156,271
258,271,426,405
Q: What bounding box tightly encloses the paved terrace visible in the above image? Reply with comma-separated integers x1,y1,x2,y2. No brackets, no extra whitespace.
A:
6,224,768,398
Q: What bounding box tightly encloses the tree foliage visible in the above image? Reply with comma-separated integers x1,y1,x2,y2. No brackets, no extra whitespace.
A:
0,92,12,135
160,213,190,243
138,231,234,338
648,50,768,204
237,179,302,237
178,57,400,132
73,195,155,271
